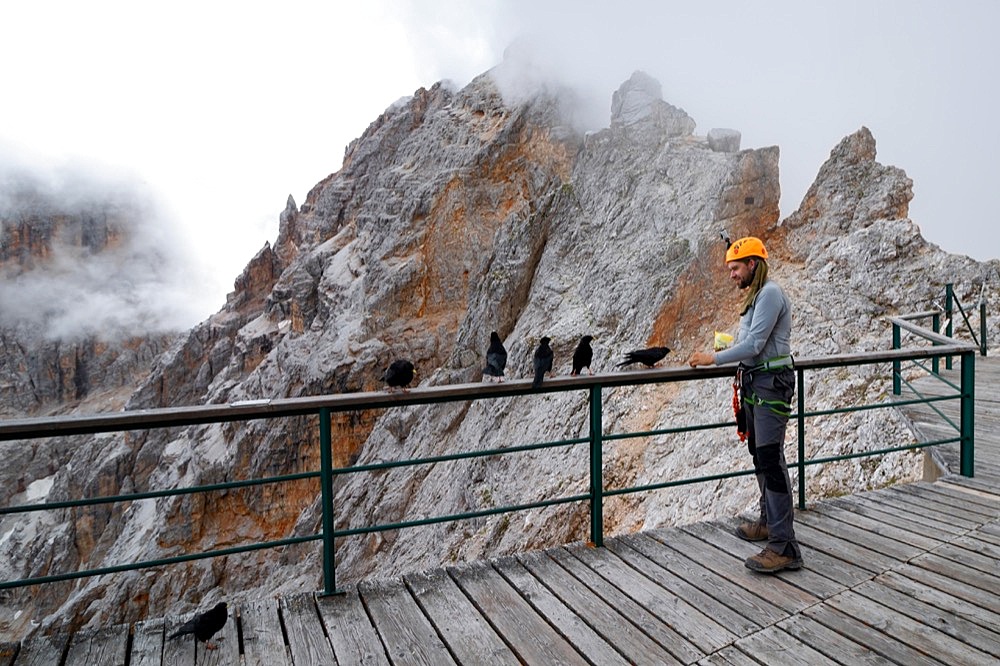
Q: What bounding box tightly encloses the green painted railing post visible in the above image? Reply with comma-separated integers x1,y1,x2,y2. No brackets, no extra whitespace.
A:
319,408,338,594
932,313,940,375
945,283,954,370
589,385,604,547
796,367,806,510
892,323,902,396
960,352,975,477
981,301,988,357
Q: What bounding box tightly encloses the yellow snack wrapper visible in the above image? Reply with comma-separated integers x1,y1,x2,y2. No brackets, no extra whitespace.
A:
714,331,734,351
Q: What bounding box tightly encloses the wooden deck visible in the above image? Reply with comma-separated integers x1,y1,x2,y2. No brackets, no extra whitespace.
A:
3,358,999,665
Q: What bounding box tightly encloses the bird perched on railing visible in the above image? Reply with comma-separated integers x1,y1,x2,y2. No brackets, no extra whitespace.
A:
168,602,228,650
571,335,594,376
532,337,553,388
383,360,415,391
484,331,507,382
616,346,670,369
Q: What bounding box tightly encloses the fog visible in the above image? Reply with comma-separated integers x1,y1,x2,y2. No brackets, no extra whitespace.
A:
0,155,210,340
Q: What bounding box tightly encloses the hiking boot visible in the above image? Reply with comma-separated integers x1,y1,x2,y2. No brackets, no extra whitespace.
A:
745,548,803,573
735,521,768,542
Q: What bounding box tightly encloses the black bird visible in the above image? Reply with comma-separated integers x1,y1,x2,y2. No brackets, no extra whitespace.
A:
169,601,228,650
532,337,553,388
616,346,670,369
571,335,594,376
483,331,508,382
383,359,415,391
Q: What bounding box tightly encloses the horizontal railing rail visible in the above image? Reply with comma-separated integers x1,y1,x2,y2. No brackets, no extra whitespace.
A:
0,337,978,595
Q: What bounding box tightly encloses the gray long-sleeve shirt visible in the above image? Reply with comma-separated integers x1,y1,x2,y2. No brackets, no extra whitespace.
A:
714,279,792,368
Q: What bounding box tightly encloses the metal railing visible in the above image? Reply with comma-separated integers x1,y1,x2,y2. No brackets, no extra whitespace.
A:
0,324,978,596
944,282,989,362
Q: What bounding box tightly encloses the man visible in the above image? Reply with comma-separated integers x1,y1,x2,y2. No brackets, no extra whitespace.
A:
687,236,803,573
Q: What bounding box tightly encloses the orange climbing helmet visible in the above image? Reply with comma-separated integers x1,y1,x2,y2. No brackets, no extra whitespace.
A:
725,236,768,264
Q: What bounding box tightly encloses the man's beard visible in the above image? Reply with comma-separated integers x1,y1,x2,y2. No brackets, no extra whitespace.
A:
739,274,753,289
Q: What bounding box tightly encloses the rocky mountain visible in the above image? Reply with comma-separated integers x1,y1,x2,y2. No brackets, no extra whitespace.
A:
1,68,997,640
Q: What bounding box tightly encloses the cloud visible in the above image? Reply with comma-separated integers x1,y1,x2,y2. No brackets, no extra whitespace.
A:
0,149,212,340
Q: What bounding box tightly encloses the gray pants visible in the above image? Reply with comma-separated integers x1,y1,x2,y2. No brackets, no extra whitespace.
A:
743,367,801,559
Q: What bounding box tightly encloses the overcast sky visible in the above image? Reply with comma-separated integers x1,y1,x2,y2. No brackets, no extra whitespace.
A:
3,0,997,327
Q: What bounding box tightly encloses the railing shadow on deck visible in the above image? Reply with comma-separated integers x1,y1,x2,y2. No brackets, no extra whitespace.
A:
0,316,980,598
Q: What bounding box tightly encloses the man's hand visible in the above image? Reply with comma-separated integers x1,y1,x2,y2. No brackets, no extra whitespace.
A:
687,351,716,367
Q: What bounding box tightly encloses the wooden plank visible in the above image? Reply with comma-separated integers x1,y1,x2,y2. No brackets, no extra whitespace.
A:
884,567,1000,620
910,551,1000,595
831,493,967,537
603,537,761,637
516,549,685,666
981,520,1000,541
940,473,1000,496
240,597,291,666
898,483,999,519
567,541,735,654
801,602,942,666
679,521,857,598
825,589,998,665
359,577,455,666
808,501,943,550
63,624,129,666
857,577,1000,658
956,527,1000,551
865,484,987,526
969,523,1000,546
492,556,632,665
449,559,588,665
404,567,518,665
774,613,892,665
161,614,195,666
928,539,1000,578
129,618,165,666
545,546,703,663
794,510,923,562
733,625,840,665
279,593,335,665
651,526,817,614
926,481,1000,512
697,645,763,665
10,632,67,666
316,587,391,666
851,490,983,531
621,533,789,626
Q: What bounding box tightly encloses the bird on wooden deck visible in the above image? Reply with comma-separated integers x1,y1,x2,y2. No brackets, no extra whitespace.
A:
571,335,594,376
168,602,228,650
532,337,553,388
383,360,415,391
615,346,670,369
484,331,508,382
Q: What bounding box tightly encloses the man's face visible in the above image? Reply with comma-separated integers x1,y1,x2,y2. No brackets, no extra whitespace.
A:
727,259,755,289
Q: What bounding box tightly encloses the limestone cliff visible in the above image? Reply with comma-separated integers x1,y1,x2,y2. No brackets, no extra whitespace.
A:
1,69,997,640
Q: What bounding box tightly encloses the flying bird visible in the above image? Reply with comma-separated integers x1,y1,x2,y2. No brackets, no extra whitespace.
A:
168,602,228,650
616,346,670,369
571,335,594,376
383,359,415,391
532,337,553,388
483,331,507,382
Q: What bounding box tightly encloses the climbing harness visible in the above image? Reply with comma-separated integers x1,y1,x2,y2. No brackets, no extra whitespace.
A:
733,356,795,440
